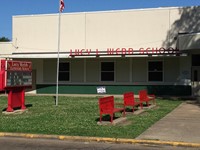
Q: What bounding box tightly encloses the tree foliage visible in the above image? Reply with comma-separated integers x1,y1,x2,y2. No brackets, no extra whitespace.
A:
0,37,10,42
162,6,200,48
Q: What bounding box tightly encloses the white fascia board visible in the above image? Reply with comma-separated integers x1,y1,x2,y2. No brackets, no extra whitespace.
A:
4,53,70,59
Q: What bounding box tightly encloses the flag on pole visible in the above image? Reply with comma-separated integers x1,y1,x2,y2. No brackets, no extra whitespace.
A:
60,0,65,12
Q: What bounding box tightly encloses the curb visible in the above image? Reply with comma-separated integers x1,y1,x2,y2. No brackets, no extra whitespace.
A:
0,132,200,148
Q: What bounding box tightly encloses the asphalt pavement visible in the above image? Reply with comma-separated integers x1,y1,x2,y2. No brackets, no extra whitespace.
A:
0,136,198,150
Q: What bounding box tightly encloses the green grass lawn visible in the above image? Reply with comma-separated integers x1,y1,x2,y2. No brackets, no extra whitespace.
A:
0,95,181,139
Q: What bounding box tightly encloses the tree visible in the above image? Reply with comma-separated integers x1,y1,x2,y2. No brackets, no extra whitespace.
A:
0,37,10,42
162,6,200,48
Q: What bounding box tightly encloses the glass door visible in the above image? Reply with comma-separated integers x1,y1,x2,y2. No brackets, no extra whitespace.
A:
192,67,200,97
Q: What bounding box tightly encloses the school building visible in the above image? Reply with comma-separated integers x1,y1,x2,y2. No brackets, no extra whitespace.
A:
0,6,200,96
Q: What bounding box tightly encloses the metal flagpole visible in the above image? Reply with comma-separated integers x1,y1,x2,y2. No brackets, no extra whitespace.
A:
56,1,63,106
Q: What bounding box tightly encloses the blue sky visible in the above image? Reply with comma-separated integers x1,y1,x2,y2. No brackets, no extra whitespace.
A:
0,0,199,40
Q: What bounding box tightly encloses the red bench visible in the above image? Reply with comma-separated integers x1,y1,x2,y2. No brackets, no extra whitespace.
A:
123,92,143,113
139,90,156,108
98,96,125,123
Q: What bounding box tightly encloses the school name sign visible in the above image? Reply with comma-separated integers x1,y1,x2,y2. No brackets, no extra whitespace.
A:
69,47,179,56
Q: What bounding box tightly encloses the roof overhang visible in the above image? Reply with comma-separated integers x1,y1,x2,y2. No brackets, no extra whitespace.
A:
178,32,200,51
1,48,186,59
3,53,70,59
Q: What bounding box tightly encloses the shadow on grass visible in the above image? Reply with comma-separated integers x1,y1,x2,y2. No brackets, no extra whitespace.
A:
186,100,200,107
124,107,139,113
158,96,200,107
2,103,33,112
95,115,121,122
157,96,196,101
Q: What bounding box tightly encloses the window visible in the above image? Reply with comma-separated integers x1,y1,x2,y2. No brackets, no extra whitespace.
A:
59,62,70,81
148,61,163,82
101,62,114,81
192,55,200,66
194,70,198,82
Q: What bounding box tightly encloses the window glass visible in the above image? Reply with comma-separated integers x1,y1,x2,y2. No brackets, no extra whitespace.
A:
101,62,114,81
148,61,162,71
59,62,70,81
59,63,69,71
192,55,200,66
101,62,114,71
148,61,163,82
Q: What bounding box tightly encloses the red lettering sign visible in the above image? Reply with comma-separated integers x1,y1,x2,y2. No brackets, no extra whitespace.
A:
69,47,179,56
7,61,32,71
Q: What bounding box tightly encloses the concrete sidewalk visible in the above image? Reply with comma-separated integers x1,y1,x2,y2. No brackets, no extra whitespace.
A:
136,101,200,144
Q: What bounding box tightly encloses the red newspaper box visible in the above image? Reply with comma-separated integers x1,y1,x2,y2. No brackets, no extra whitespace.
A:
0,60,32,112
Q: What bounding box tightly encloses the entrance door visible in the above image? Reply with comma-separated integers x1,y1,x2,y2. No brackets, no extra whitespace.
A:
192,55,200,97
192,67,200,96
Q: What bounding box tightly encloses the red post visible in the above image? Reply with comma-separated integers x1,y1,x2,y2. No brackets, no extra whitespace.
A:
7,90,14,112
6,88,26,112
21,88,26,110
